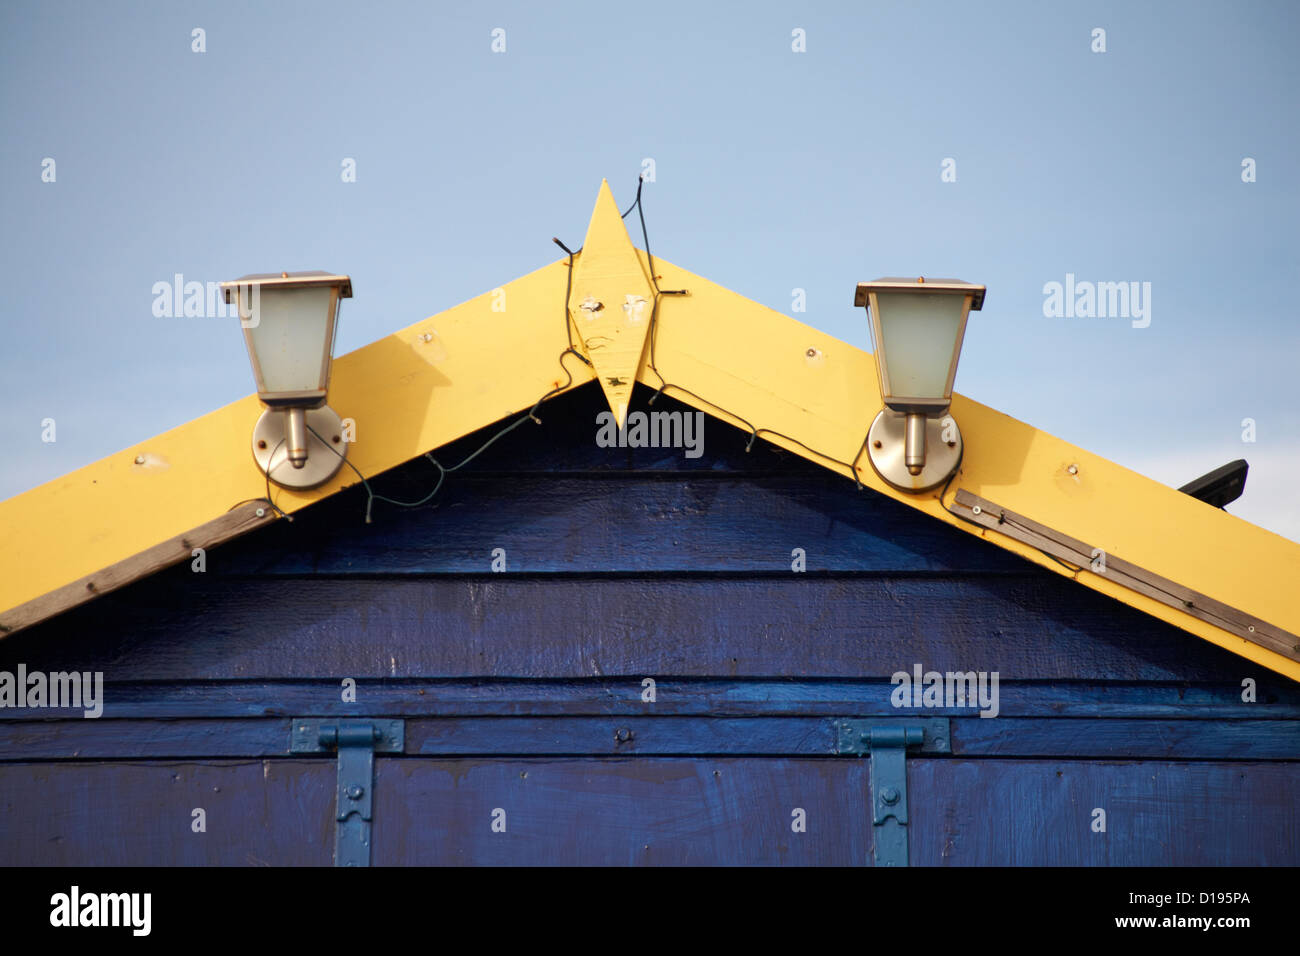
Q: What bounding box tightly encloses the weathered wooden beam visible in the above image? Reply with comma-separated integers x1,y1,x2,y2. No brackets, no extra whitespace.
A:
0,502,276,636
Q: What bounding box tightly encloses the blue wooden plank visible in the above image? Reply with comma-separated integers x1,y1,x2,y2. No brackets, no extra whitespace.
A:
3,678,1296,720
0,575,1245,681
0,719,290,759
372,757,872,865
0,716,868,759
909,759,1300,865
0,760,334,865
950,717,1300,760
404,717,839,756
401,716,1300,760
225,476,1027,576
3,716,1294,760
6,754,1294,865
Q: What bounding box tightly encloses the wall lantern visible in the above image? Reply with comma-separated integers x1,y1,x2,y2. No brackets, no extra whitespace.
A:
220,271,352,490
854,276,985,492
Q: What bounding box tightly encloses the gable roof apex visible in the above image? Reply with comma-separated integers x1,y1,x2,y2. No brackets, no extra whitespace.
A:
2,181,1298,683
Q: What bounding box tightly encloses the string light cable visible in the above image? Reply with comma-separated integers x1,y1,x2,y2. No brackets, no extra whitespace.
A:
259,175,874,522
626,176,871,489
302,345,590,524
227,438,293,521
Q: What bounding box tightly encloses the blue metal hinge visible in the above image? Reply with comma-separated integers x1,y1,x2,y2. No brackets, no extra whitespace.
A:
290,718,405,867
834,718,949,867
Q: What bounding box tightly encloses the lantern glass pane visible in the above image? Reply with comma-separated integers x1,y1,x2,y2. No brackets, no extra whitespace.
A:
874,291,967,401
245,286,334,395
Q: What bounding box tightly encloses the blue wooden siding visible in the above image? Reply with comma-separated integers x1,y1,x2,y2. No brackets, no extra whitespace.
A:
0,761,334,866
1,383,1297,865
4,757,1294,866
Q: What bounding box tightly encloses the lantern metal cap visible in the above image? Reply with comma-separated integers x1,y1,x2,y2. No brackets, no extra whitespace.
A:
220,271,353,304
854,277,985,311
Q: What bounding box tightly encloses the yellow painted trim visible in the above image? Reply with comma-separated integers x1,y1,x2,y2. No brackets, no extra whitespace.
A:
570,179,657,427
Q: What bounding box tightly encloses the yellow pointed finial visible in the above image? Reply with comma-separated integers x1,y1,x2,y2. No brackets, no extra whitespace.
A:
568,180,656,428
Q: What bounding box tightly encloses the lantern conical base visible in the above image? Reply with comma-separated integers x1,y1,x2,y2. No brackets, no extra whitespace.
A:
252,405,347,490
866,409,962,493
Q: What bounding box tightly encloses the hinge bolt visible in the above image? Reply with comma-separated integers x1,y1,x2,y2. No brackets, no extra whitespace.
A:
881,787,900,806
614,727,634,743
346,785,364,800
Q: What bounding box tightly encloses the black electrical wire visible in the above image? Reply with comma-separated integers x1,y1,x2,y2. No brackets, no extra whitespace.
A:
286,224,602,525
228,441,292,520
552,236,593,364
259,175,882,525
257,438,293,520
623,176,869,489
306,346,589,524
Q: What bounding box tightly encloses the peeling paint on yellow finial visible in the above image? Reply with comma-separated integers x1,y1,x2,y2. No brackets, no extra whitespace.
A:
569,180,656,427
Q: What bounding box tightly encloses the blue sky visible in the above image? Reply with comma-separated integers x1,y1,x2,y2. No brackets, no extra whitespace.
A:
3,0,1298,539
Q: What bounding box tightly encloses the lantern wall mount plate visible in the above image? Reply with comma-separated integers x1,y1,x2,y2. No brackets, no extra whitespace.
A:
220,271,352,490
855,276,984,493
249,405,348,490
866,409,963,493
